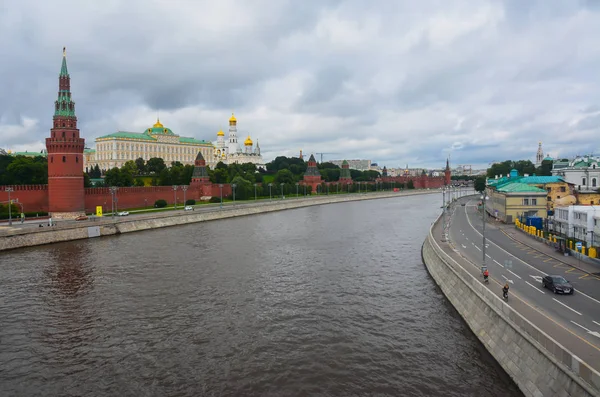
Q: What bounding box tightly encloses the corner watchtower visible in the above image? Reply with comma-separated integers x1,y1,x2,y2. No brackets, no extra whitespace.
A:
45,47,86,218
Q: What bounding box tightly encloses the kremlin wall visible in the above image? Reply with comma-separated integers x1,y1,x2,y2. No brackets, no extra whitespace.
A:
0,49,450,217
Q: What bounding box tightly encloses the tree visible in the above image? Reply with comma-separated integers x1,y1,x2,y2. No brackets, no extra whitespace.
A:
90,164,102,178
135,157,146,174
147,157,166,174
474,176,486,193
121,160,138,178
231,175,253,200
134,178,145,187
407,180,415,189
2,156,48,185
536,159,553,176
104,167,134,187
274,169,295,185
83,173,92,188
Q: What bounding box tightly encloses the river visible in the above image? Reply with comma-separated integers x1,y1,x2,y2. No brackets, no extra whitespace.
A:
0,194,522,396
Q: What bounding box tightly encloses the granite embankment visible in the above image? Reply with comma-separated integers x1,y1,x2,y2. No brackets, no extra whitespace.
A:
0,190,434,252
422,215,600,397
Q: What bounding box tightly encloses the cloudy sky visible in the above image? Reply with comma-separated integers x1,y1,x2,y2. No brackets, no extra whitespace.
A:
1,0,600,169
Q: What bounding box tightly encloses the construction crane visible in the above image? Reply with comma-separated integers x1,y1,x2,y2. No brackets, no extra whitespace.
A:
315,152,338,163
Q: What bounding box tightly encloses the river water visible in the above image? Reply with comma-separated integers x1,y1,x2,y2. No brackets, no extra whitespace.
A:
0,194,522,397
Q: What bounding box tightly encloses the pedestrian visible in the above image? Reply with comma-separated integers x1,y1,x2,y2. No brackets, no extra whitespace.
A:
20,212,25,224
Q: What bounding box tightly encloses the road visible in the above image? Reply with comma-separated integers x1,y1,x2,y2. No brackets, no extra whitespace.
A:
446,195,600,372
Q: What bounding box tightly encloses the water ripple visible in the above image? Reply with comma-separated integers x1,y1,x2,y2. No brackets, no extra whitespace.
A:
0,195,522,396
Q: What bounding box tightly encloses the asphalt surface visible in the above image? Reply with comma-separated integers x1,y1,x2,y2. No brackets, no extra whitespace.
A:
445,196,600,371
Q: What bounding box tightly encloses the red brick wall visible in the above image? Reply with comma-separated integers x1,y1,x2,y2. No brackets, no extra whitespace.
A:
0,185,49,213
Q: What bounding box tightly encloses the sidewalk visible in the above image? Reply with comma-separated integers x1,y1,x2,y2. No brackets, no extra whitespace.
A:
497,223,600,276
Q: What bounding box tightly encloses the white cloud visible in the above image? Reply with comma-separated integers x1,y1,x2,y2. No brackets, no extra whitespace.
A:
1,0,600,169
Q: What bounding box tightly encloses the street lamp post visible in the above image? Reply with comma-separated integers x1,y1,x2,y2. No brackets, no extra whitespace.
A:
110,186,118,219
219,184,223,208
232,183,237,205
182,185,188,207
172,185,178,210
5,187,14,226
254,183,257,201
268,183,272,201
304,184,307,196
481,193,490,270
442,188,447,241
295,182,299,198
326,184,329,195
336,183,339,195
280,183,284,199
348,182,351,193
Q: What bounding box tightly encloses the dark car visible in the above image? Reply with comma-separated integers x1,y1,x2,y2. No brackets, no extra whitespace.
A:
542,275,574,294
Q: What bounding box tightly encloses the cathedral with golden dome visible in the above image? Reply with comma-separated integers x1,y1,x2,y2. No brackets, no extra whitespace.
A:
213,112,265,169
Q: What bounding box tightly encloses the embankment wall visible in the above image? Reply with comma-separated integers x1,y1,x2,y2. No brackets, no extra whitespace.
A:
422,218,600,397
0,190,432,252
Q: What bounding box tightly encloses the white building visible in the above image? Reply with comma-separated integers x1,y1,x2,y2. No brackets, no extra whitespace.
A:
212,113,265,169
594,215,600,246
551,205,600,247
84,118,215,171
552,155,600,192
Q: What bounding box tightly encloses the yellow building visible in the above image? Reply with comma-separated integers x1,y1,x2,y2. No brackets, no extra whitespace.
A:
486,183,547,224
84,118,215,172
575,192,600,206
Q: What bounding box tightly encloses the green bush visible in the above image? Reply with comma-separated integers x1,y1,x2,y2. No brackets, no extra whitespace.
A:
209,196,221,203
185,199,196,205
155,199,168,208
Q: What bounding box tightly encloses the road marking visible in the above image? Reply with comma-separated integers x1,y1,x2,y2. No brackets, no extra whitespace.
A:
529,275,543,283
543,258,554,263
571,321,600,338
461,244,467,249
502,275,514,284
493,259,505,268
485,254,491,258
474,245,481,251
594,321,600,328
579,274,590,279
507,269,522,279
465,237,469,241
462,205,600,307
553,298,582,315
526,281,545,293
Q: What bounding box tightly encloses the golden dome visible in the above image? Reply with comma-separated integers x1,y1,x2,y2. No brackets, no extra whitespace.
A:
153,118,164,129
244,135,253,146
229,112,237,123
217,130,225,137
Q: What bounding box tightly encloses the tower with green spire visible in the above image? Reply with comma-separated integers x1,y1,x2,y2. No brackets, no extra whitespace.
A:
45,47,86,219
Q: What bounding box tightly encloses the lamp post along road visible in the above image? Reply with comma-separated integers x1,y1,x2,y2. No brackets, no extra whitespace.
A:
481,193,489,268
172,185,178,210
182,185,188,207
219,184,223,208
295,182,299,198
232,184,237,205
6,187,14,226
268,183,272,201
110,186,118,219
441,188,446,241
254,183,257,201
280,183,284,200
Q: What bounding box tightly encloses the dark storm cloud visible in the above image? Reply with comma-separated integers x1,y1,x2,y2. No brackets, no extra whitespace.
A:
1,0,600,168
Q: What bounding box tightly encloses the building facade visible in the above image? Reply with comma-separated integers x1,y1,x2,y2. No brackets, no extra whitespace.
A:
83,119,215,172
486,182,547,223
212,113,265,168
552,155,600,192
550,205,600,247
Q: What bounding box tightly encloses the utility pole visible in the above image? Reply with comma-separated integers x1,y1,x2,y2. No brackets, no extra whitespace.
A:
6,187,14,226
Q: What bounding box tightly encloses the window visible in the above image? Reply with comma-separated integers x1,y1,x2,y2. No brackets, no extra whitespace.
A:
76,156,79,163
532,198,537,205
547,196,551,202
51,156,53,163
547,187,551,193
560,186,566,192
583,177,587,186
593,178,597,187
62,131,65,138
523,198,529,205
62,156,66,162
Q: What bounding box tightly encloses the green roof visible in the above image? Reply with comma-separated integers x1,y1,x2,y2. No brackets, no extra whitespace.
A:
497,182,546,193
97,131,156,140
96,130,212,145
10,151,47,157
60,50,69,77
518,176,564,184
84,148,96,153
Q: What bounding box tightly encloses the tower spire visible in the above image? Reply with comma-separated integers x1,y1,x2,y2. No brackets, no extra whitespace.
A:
60,47,69,77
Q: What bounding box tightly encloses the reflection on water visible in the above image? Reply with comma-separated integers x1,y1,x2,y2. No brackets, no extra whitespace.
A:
0,195,523,397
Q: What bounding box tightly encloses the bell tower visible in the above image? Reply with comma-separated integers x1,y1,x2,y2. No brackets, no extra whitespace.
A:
45,47,86,219
444,158,451,186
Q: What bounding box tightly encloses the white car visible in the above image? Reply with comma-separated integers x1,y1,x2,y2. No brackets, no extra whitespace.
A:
118,211,129,216
184,206,193,211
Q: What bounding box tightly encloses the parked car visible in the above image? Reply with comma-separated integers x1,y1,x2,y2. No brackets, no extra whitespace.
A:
75,215,88,221
542,275,574,294
118,211,129,216
184,206,193,211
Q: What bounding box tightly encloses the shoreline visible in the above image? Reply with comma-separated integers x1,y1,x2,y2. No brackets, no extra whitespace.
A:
0,189,440,252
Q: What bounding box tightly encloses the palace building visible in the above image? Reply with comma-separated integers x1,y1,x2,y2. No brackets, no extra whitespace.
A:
212,113,265,168
83,118,215,172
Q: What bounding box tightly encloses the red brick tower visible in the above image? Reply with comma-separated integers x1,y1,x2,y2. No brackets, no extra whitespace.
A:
45,48,86,219
339,160,352,183
444,158,451,186
302,154,322,193
190,151,210,185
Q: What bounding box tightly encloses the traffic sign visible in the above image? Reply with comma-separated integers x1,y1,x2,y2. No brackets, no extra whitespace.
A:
576,242,582,249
